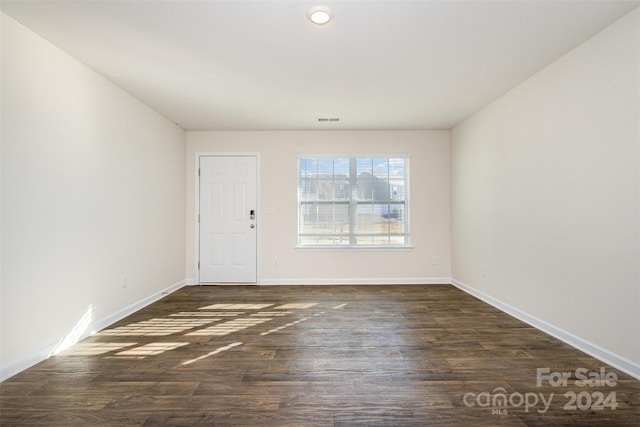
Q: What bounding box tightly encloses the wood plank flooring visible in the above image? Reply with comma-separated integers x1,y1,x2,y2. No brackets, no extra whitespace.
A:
1,285,638,426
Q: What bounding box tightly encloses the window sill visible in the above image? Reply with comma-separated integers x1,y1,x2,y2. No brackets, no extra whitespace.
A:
296,245,414,251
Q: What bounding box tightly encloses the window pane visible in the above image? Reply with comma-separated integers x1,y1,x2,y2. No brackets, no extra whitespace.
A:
389,179,405,201
373,158,389,179
300,158,317,173
390,206,406,234
389,235,406,245
353,203,407,236
317,158,333,173
299,203,349,233
355,235,374,245
334,158,349,176
355,204,374,234
356,158,373,175
299,158,317,203
389,158,405,179
356,159,372,200
300,235,350,245
372,235,390,245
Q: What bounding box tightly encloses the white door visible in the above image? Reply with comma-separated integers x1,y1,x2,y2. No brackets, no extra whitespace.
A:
199,156,257,283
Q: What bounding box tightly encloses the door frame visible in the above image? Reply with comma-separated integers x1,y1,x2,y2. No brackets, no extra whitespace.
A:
195,152,261,284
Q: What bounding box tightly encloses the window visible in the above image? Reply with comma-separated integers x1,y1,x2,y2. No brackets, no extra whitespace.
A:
298,157,409,247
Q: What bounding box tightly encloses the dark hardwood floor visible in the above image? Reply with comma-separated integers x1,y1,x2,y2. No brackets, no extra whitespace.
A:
1,284,638,426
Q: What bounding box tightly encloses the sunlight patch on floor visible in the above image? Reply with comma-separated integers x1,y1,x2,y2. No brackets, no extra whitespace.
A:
115,342,189,357
250,311,291,317
260,317,310,336
169,312,236,317
100,318,218,336
68,301,347,361
186,317,272,336
198,303,274,310
181,342,243,366
274,303,318,309
69,342,137,356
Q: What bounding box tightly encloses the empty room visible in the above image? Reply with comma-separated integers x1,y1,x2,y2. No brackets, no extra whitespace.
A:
1,0,639,425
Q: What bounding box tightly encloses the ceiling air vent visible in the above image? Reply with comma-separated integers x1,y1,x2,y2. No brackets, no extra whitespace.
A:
318,118,340,122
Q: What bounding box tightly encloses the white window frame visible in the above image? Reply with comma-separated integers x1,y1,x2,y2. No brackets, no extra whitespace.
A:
297,156,410,248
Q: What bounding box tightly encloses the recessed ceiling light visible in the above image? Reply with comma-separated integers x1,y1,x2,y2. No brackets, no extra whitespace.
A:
308,6,334,25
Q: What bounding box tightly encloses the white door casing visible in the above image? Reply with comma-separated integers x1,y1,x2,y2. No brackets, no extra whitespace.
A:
199,156,257,283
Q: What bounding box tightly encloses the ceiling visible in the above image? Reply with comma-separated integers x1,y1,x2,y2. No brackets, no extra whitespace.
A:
2,0,639,131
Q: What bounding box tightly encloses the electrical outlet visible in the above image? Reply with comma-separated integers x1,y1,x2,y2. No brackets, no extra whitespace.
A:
432,256,438,265
121,276,128,288
272,257,279,266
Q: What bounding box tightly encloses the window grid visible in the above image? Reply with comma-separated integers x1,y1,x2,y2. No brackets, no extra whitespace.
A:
298,157,409,247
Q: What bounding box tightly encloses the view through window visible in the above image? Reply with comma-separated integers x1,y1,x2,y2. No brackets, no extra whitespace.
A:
298,157,409,247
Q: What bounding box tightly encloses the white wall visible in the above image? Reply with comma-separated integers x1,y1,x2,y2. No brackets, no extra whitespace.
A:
451,9,640,376
1,14,186,379
186,130,451,284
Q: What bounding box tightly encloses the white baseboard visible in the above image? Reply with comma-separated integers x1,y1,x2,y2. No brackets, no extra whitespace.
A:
259,277,452,285
0,345,53,384
451,278,640,380
0,279,187,382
